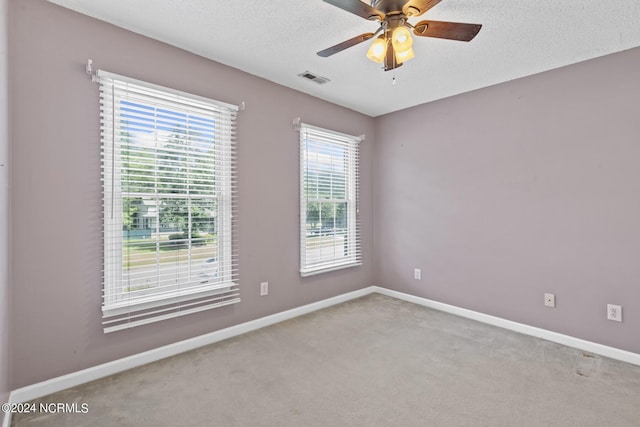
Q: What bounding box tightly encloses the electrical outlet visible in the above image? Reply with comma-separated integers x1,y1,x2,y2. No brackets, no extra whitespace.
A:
414,268,421,280
544,293,555,308
607,304,622,322
260,282,269,296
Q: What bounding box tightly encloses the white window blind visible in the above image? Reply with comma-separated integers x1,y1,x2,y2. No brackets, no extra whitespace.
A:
299,123,362,276
99,70,239,333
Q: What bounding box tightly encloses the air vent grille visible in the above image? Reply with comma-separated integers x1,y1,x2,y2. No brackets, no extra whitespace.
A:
298,71,330,85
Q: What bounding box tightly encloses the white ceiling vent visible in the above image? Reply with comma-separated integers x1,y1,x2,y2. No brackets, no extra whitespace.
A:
298,71,330,85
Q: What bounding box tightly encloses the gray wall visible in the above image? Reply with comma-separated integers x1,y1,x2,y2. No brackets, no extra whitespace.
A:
374,46,640,354
9,0,374,389
0,0,9,411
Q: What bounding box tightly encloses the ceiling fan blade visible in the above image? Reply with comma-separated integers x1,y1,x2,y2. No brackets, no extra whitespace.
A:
317,33,376,57
323,0,384,21
403,0,442,16
413,20,482,42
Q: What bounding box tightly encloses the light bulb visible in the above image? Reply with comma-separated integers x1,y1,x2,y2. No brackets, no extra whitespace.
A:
395,47,415,63
392,27,413,53
366,36,388,63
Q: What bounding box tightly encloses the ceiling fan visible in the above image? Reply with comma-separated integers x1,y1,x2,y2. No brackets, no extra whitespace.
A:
318,0,482,71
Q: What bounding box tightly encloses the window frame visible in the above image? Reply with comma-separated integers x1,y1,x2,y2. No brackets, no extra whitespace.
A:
99,70,239,332
299,122,362,276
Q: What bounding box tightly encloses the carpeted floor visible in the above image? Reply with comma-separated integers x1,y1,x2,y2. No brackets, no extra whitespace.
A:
12,294,640,426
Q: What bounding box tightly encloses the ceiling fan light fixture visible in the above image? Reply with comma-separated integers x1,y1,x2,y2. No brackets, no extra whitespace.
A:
391,26,413,52
395,47,415,63
366,35,387,63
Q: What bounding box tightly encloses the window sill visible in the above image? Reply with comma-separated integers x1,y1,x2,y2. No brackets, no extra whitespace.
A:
300,262,362,277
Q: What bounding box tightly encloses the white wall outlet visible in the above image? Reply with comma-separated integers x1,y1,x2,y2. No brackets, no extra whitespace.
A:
260,282,269,296
544,293,555,308
414,268,421,280
607,304,622,322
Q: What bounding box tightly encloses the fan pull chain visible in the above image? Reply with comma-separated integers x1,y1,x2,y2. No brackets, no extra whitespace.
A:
391,37,397,85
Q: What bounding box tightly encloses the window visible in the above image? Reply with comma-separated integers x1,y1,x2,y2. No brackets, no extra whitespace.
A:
299,123,362,276
99,71,239,332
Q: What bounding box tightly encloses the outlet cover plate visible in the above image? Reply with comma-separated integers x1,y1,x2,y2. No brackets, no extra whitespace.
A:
544,293,555,308
607,304,622,322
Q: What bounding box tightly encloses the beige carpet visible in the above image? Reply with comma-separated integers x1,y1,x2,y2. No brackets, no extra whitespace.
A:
12,294,640,426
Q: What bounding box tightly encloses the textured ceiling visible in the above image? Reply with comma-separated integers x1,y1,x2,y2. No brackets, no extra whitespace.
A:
48,0,640,117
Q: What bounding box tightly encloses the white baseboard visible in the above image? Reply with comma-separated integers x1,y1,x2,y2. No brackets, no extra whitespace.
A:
9,286,374,405
7,285,640,407
372,286,640,367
